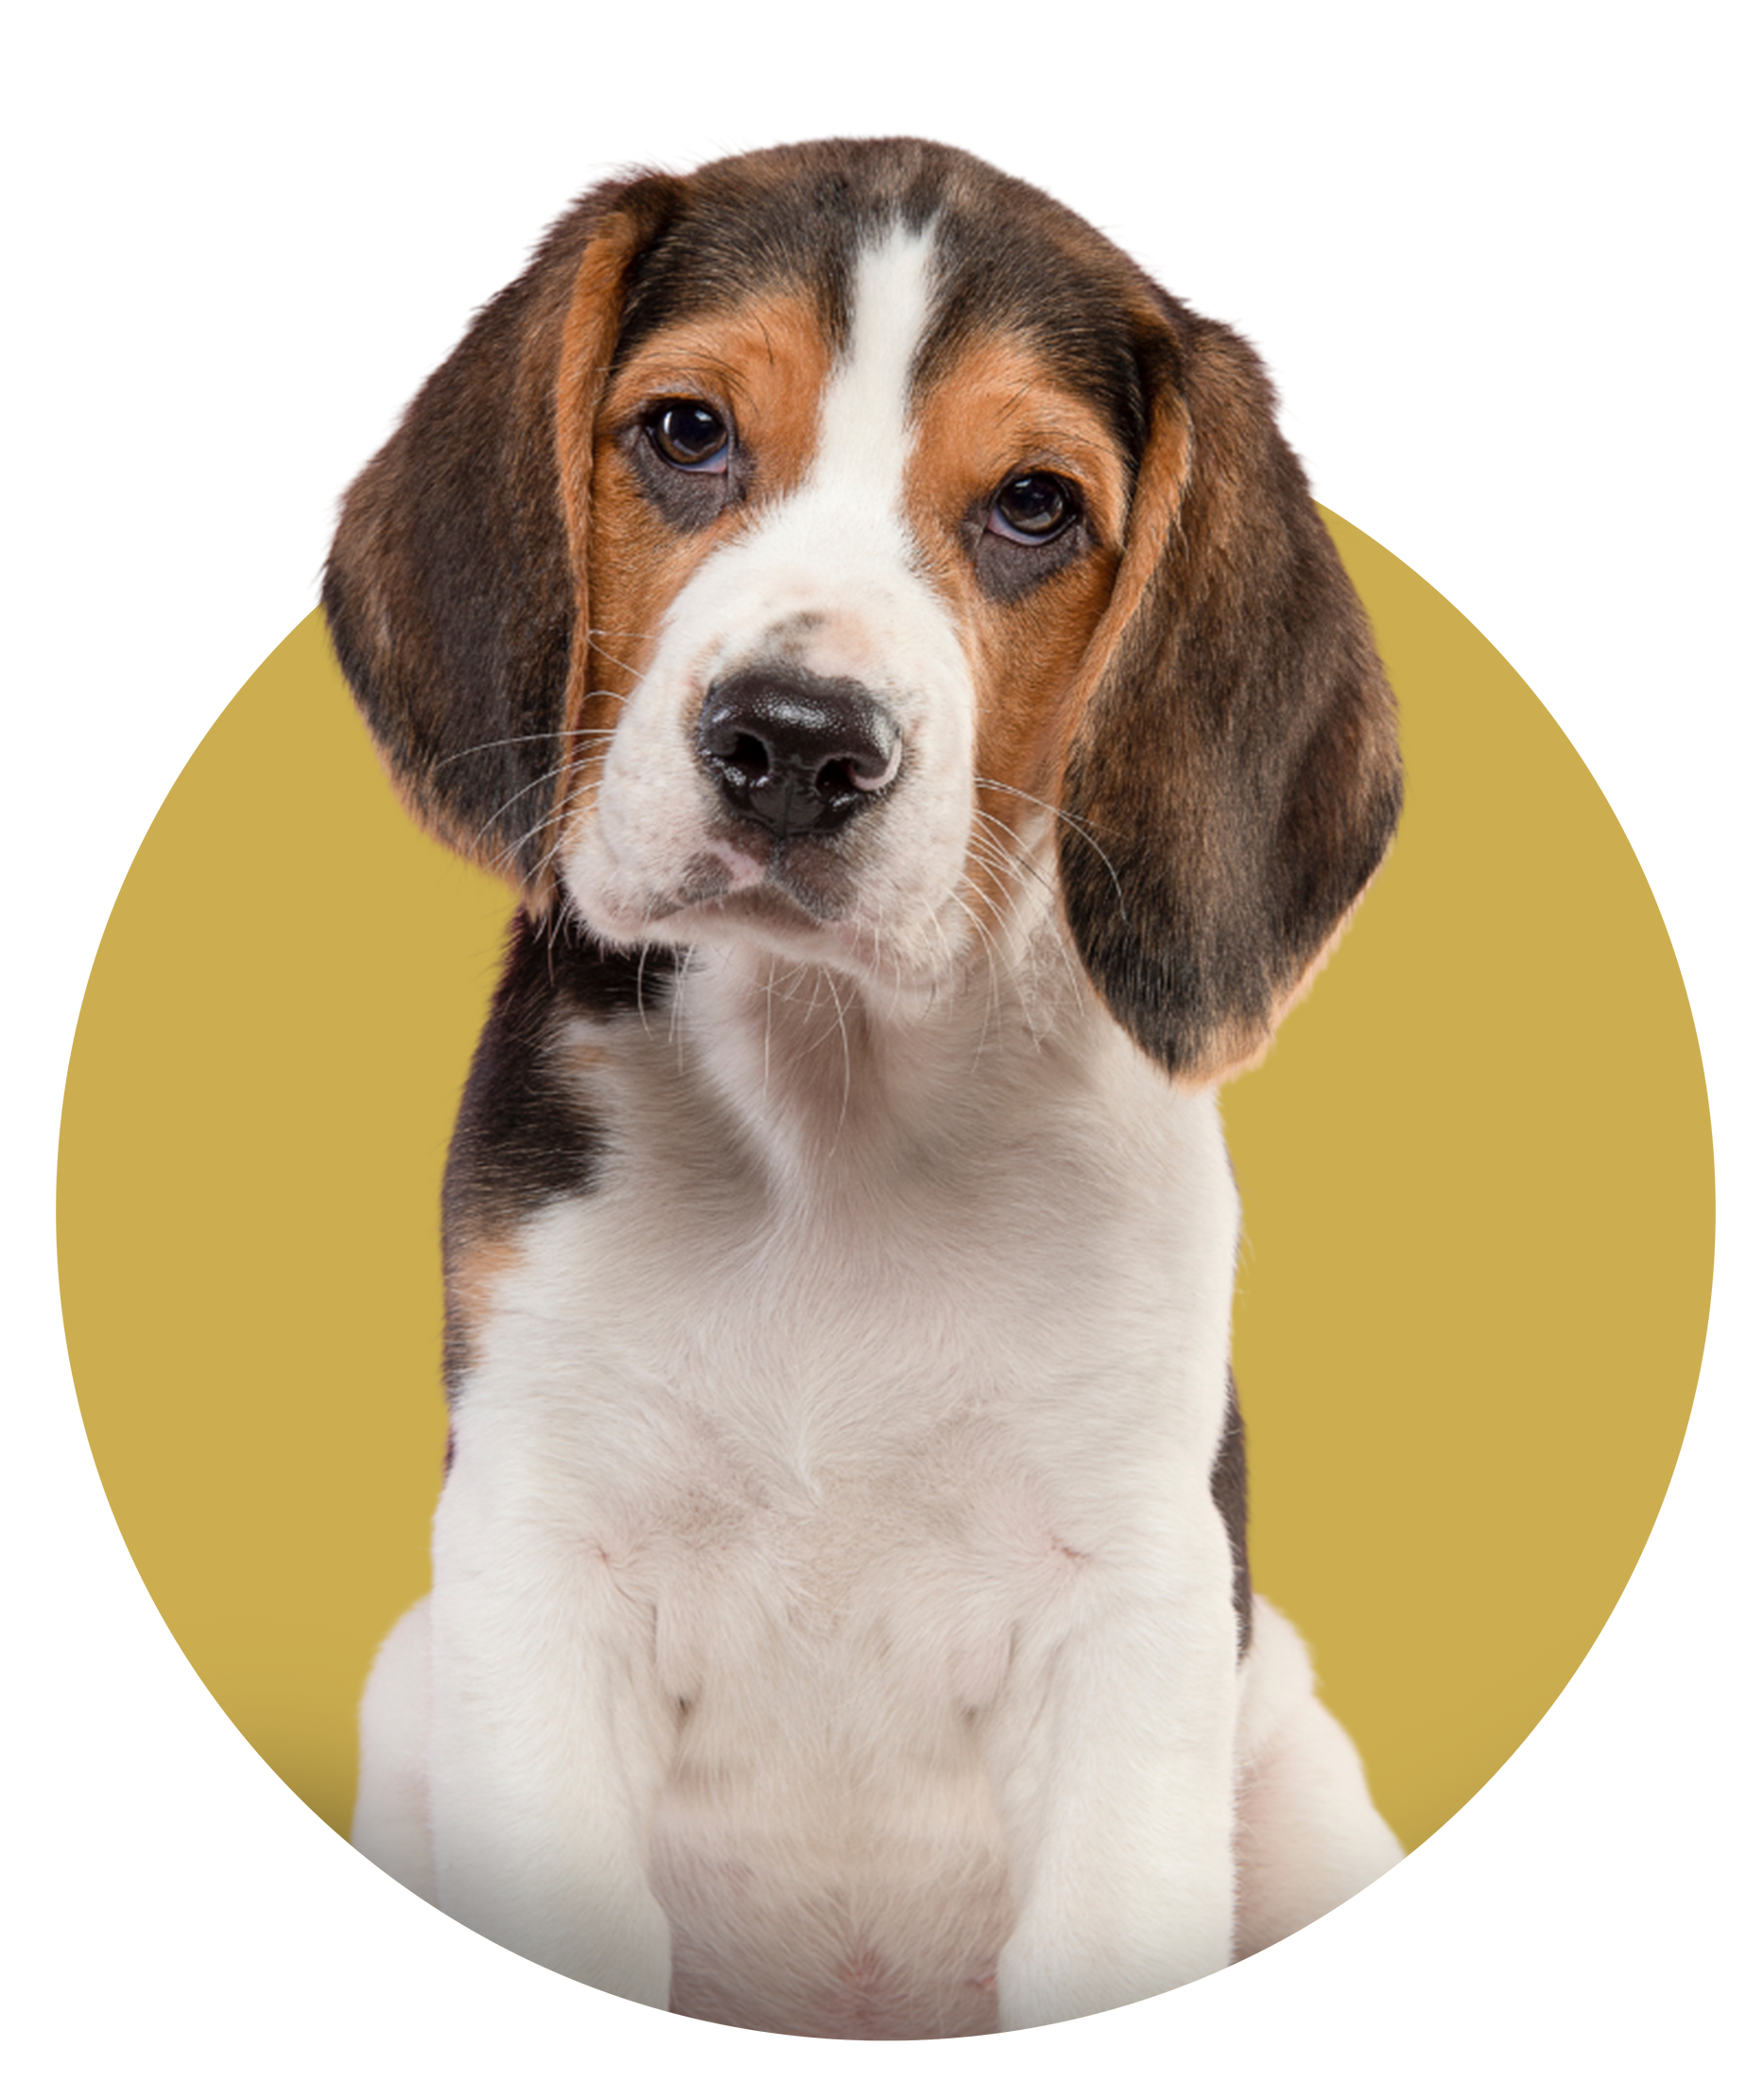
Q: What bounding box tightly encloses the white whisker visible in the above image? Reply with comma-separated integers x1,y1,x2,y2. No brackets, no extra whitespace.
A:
976,775,1126,920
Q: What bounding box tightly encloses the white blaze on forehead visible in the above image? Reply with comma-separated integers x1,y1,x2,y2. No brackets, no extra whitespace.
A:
635,216,956,695
807,219,939,510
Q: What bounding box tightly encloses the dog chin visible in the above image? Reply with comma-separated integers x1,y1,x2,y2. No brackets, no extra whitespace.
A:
571,865,965,1001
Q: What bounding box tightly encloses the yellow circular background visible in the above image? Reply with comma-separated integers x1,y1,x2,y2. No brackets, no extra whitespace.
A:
58,513,1713,1857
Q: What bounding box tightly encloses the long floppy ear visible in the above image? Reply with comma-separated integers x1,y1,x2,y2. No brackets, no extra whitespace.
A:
1059,307,1403,1082
322,172,683,897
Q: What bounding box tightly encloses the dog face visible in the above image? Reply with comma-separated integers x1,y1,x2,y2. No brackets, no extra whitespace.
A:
325,139,1401,1079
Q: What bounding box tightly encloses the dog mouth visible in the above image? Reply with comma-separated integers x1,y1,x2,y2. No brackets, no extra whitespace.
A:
570,748,973,986
666,832,859,928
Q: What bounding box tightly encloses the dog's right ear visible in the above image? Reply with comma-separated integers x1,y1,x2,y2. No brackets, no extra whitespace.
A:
323,173,683,897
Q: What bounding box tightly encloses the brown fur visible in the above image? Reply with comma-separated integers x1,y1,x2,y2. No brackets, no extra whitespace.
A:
899,335,1130,928
583,298,837,709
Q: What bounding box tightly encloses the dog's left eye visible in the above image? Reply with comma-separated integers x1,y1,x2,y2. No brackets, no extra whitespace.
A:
648,401,733,474
987,473,1079,545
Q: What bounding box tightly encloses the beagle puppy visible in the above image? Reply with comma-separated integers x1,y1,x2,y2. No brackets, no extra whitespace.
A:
326,137,1405,2037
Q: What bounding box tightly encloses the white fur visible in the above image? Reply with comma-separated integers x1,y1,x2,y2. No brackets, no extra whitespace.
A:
355,218,1401,2033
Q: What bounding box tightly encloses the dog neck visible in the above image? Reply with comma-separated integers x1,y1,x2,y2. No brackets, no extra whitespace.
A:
656,884,1184,1201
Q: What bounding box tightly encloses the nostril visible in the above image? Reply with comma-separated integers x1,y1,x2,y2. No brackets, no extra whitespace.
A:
725,732,770,782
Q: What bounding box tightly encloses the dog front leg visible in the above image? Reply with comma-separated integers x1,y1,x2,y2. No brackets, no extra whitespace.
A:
355,1594,440,1902
425,1471,678,2007
985,1578,1238,2029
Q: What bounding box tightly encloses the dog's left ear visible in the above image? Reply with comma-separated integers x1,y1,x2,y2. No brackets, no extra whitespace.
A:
323,172,683,897
1059,305,1403,1083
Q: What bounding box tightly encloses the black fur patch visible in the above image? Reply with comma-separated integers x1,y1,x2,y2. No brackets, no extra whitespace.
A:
1211,1371,1254,1657
440,911,677,1396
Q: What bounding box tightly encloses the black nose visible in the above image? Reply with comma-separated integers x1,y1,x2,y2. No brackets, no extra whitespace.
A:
696,669,902,838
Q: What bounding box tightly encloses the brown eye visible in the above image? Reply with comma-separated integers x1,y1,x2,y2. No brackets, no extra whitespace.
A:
649,401,732,473
987,473,1078,544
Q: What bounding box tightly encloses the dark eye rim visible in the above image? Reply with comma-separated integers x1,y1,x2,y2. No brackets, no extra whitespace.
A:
985,470,1082,547
645,398,734,474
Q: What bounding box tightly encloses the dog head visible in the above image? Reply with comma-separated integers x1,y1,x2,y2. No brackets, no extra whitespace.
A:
324,138,1401,1081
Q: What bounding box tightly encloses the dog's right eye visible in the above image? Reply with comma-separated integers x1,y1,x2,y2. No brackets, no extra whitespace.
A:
647,401,732,474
